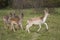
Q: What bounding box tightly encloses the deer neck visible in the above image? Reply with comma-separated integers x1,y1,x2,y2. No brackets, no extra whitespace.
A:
42,13,48,22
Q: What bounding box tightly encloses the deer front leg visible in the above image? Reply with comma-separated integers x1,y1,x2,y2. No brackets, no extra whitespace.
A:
10,23,15,32
37,24,41,32
15,24,19,30
44,22,48,30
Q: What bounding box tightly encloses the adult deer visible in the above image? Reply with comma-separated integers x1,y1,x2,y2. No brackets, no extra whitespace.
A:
9,13,24,32
26,8,49,33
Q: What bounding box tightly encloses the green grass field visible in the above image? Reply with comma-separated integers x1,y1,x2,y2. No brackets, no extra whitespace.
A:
0,8,60,40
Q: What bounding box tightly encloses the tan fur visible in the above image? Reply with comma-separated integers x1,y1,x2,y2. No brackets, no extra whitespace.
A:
10,14,23,32
26,9,49,33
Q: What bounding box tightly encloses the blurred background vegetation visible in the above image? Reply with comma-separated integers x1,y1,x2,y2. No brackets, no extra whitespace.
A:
0,0,60,9
0,0,60,14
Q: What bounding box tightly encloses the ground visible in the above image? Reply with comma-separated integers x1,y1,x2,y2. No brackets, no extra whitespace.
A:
0,8,60,40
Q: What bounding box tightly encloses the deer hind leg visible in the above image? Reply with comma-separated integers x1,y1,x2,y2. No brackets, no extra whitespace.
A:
20,24,23,30
37,24,41,32
26,24,32,33
44,23,48,30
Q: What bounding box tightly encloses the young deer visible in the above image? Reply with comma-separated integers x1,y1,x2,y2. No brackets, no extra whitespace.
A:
26,9,49,33
9,13,24,32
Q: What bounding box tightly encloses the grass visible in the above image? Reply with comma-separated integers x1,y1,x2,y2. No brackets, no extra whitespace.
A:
0,8,60,40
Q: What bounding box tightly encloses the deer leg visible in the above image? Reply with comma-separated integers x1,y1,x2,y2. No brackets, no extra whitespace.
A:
15,24,19,30
26,24,32,33
20,24,23,30
10,23,15,32
44,23,48,30
37,24,41,32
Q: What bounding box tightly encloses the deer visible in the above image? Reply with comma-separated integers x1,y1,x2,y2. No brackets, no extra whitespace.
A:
9,13,24,32
3,13,13,29
26,8,49,33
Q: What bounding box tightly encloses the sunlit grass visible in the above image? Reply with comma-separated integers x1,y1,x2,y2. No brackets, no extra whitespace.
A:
0,8,60,40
